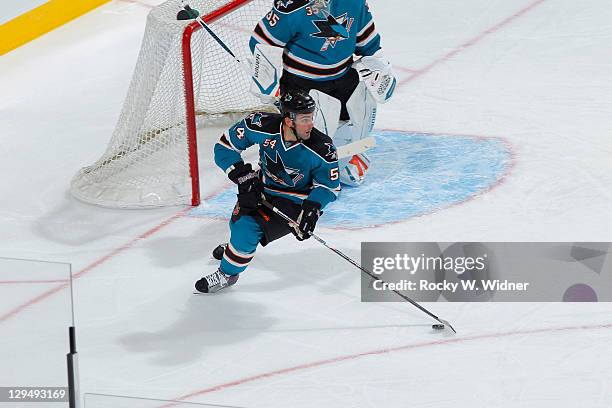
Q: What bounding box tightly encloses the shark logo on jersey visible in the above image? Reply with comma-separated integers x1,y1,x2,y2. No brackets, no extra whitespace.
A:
324,142,338,161
264,151,304,187
311,11,354,51
247,112,266,128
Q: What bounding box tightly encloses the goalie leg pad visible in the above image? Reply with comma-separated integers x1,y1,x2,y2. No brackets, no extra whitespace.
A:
309,90,341,136
338,153,371,187
331,82,377,146
332,83,377,187
344,81,378,142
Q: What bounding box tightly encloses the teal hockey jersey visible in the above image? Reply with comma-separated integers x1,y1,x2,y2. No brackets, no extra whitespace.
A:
249,0,381,81
214,112,341,208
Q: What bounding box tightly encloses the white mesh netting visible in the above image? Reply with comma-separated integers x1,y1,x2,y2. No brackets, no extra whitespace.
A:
70,0,271,208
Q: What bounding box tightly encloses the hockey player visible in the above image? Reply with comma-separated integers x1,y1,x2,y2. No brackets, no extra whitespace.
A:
194,91,340,294
249,0,395,186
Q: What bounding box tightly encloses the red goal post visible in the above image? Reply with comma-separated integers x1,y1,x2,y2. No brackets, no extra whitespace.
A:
183,0,264,206
70,0,271,208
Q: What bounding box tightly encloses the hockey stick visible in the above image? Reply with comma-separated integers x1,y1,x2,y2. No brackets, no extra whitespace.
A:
261,199,457,333
336,136,376,159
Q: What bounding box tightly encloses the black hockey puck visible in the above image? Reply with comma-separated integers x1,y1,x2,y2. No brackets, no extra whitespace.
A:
432,324,445,330
212,243,227,260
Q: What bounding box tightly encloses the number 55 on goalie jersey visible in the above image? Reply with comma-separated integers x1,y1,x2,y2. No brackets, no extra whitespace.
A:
250,0,381,81
214,112,341,209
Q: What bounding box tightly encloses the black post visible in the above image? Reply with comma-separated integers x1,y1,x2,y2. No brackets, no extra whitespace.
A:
66,326,79,408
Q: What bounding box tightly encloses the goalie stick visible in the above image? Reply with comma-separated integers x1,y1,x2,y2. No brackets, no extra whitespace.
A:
336,136,376,159
261,199,457,334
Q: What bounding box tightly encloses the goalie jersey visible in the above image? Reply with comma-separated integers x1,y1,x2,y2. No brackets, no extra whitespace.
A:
214,112,341,209
249,0,381,81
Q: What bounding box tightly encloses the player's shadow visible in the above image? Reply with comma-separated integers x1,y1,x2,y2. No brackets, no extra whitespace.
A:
144,220,230,268
118,292,276,366
143,224,357,294
34,192,178,246
238,244,359,296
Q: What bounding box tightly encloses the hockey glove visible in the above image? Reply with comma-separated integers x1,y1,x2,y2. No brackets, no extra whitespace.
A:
292,200,321,241
356,50,392,79
354,50,396,103
228,162,263,213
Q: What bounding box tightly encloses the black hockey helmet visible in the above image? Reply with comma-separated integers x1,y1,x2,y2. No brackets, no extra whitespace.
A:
279,90,316,120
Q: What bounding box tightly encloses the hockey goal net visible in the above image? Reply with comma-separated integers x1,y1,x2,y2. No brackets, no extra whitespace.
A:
70,0,271,208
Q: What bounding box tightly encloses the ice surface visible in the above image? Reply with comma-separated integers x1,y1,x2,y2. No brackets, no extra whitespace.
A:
1,0,612,407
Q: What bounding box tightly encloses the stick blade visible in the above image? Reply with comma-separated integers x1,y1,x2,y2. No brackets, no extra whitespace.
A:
437,318,457,334
336,136,377,159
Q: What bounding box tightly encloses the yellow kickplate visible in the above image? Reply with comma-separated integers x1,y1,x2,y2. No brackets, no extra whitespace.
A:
0,0,112,55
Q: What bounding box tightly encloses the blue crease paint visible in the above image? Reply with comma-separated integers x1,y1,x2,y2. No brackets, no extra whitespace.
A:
189,131,512,228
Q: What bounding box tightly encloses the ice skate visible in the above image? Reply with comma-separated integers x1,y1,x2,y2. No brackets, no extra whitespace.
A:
194,268,239,294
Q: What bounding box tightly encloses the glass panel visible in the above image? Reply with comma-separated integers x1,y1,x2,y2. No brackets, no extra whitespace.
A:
0,257,73,407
